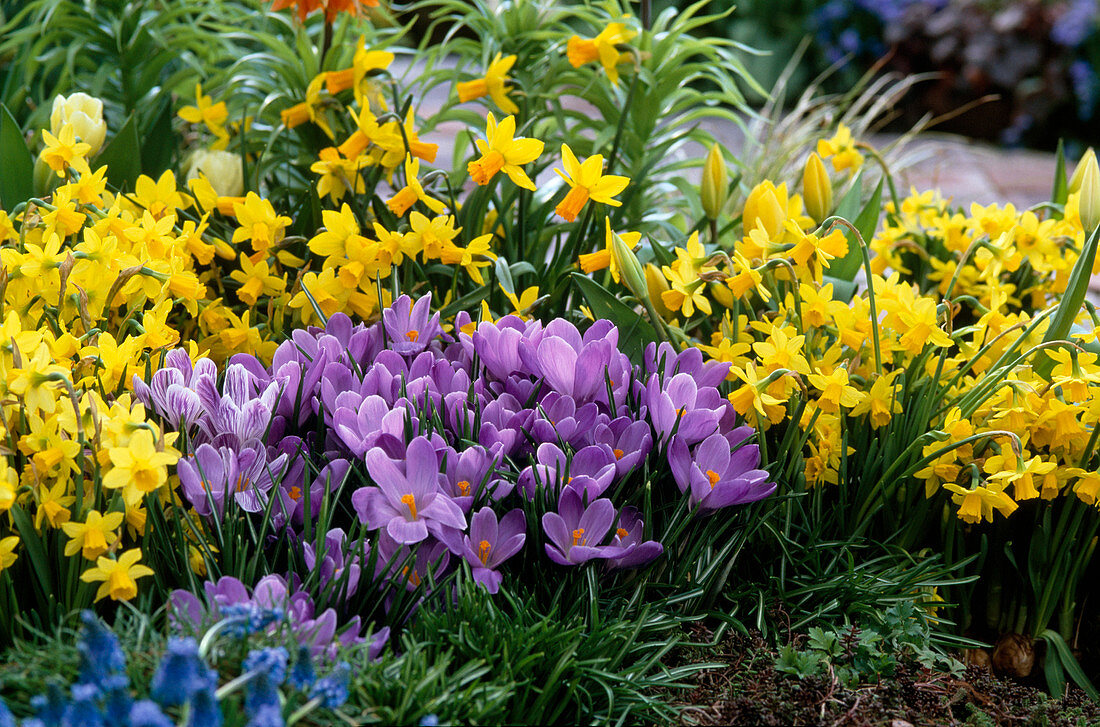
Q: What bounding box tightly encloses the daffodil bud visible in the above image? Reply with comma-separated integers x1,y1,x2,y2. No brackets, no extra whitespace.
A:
1079,151,1100,232
1069,147,1097,194
611,229,648,302
742,181,786,239
701,143,729,220
802,152,832,223
50,92,107,156
184,149,244,198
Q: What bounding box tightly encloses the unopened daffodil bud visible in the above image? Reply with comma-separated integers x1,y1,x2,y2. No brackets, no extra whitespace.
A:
1079,151,1100,232
184,149,244,198
50,92,107,156
742,181,786,239
802,152,832,223
611,228,648,302
701,143,729,220
1069,147,1097,194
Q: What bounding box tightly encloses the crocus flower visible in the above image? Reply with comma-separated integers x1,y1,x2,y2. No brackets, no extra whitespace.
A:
461,507,526,593
302,527,363,599
542,488,623,565
669,433,775,513
646,372,728,445
593,417,653,478
607,507,663,570
353,436,466,544
383,294,440,356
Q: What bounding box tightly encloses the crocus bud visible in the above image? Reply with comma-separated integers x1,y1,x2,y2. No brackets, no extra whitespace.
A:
701,143,729,220
611,229,648,302
1079,151,1100,232
50,92,107,156
742,181,786,239
1069,147,1097,194
802,152,832,223
184,149,244,198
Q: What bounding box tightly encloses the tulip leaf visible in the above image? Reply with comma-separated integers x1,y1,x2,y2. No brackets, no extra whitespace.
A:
1040,629,1100,703
96,112,142,190
830,178,883,282
1036,223,1100,379
571,273,659,361
140,96,175,177
1052,138,1068,208
0,104,34,212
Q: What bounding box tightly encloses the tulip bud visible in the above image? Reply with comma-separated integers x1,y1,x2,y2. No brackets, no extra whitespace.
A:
742,181,786,239
610,228,648,302
50,93,107,156
802,152,832,223
701,143,729,220
1069,147,1097,194
184,149,244,198
1079,150,1100,232
645,263,673,319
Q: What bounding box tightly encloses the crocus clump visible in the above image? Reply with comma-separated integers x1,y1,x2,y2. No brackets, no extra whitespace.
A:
140,294,775,639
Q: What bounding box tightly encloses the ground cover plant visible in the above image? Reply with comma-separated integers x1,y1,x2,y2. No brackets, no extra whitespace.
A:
2,0,1100,723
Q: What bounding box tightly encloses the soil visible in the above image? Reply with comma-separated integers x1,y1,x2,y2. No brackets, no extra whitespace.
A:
667,627,1100,726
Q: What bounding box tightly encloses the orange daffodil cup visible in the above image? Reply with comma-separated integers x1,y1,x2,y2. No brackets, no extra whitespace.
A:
467,113,544,190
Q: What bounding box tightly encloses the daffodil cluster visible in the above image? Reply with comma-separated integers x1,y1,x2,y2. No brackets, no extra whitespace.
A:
602,129,1100,529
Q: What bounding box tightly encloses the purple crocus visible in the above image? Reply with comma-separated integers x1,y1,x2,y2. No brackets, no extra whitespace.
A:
669,433,775,513
593,417,653,479
542,488,623,565
302,528,363,599
176,444,286,517
352,436,466,544
606,507,663,570
383,294,441,356
461,507,526,593
646,372,728,445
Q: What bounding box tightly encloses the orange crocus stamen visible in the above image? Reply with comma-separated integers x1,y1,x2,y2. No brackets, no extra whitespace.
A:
478,539,492,564
457,480,471,497
613,448,625,460
401,493,418,519
407,330,419,342
706,470,720,489
572,528,586,546
616,527,628,538
288,486,302,501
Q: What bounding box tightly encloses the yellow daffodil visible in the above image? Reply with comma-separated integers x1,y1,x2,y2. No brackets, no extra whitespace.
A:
80,548,154,602
553,144,629,222
467,113,544,190
41,124,91,177
816,124,863,173
567,22,637,84
387,154,447,216
62,509,125,560
457,53,519,114
103,429,176,497
0,537,17,573
177,83,229,144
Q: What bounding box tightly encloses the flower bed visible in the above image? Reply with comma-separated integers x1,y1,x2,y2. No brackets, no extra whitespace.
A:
0,0,1099,723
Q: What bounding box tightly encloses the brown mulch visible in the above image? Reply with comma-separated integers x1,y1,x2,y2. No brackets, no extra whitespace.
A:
667,629,1100,727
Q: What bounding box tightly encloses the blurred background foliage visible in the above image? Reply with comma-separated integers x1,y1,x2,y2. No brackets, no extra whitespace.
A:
653,0,1100,151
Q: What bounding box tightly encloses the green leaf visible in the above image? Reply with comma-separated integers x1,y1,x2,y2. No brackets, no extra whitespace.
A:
1052,139,1068,208
0,104,34,212
831,178,883,282
96,112,142,190
1040,629,1099,702
1037,223,1100,379
140,96,175,177
571,273,659,361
